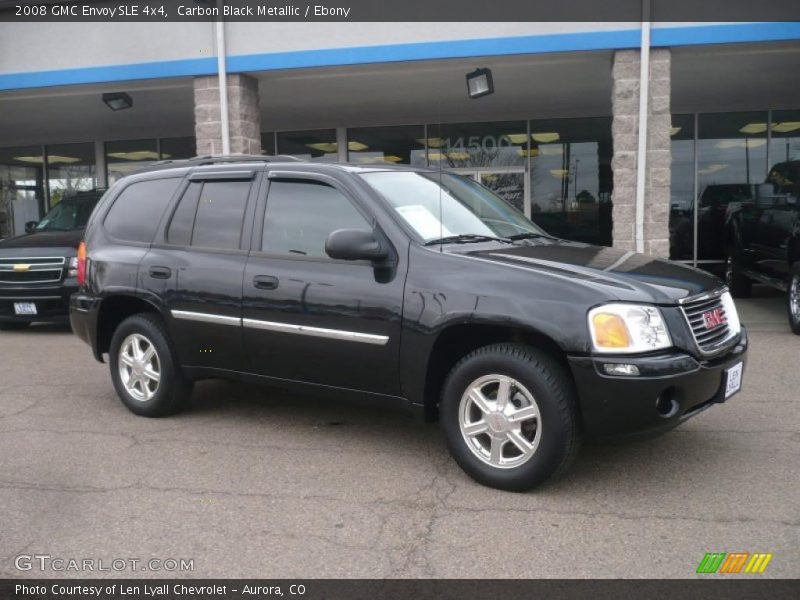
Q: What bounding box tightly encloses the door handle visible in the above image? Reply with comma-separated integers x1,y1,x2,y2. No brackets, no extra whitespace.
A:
149,266,172,279
253,275,279,290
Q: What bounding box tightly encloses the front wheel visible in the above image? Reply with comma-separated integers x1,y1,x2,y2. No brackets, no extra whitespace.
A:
109,313,193,417
788,265,800,335
440,343,580,492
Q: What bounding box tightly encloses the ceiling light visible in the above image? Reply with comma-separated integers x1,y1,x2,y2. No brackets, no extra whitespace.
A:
532,132,560,143
107,150,161,161
773,122,800,133
518,148,540,158
549,169,569,179
347,141,369,152
738,123,768,135
540,146,564,156
505,134,529,145
102,92,133,111
698,164,728,175
306,142,337,153
466,68,494,100
715,139,766,150
14,155,80,164
670,126,682,136
381,155,403,162
417,137,446,148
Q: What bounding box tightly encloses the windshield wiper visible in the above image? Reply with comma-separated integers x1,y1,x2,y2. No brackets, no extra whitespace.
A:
425,234,513,246
508,232,547,241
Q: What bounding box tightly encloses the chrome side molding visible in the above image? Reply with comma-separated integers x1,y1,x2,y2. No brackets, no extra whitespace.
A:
171,310,241,326
242,318,389,345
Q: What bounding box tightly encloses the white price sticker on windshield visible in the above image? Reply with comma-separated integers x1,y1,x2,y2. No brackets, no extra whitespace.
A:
395,205,452,240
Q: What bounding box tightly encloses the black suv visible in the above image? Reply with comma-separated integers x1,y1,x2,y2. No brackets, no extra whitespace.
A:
71,156,748,491
0,190,103,329
726,160,800,334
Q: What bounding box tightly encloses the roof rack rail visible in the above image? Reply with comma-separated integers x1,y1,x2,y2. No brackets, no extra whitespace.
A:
135,154,304,174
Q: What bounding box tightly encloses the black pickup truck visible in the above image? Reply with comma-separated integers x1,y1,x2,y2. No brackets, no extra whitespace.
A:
726,160,800,334
70,156,747,491
0,190,103,329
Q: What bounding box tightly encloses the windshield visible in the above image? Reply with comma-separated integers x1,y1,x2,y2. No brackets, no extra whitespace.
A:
35,196,100,232
360,171,547,242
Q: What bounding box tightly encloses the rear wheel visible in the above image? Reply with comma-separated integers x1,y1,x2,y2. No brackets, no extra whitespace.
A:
0,322,31,331
725,245,752,298
788,265,800,335
109,313,192,417
440,343,580,492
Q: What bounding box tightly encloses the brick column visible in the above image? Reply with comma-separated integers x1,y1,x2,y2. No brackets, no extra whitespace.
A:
194,73,262,155
611,48,671,256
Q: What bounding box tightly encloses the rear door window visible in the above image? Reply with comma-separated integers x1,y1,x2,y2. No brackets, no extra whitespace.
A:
103,178,181,243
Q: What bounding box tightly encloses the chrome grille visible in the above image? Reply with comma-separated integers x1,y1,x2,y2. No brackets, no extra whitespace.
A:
0,257,65,284
680,289,735,355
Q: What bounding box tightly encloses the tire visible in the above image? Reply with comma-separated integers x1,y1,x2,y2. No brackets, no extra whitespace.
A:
440,343,580,492
787,264,800,336
725,244,752,298
0,322,31,331
108,313,193,417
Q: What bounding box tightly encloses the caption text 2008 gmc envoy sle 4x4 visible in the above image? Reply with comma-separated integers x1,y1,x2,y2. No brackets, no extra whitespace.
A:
70,155,748,491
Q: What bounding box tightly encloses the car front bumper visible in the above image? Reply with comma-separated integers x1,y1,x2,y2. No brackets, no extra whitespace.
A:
568,327,748,438
0,283,76,323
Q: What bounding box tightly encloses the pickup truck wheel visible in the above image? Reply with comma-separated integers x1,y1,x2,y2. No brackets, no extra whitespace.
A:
440,343,580,492
108,313,193,417
788,267,800,335
725,248,752,298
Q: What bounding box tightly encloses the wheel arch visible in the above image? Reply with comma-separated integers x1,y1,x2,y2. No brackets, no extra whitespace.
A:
96,294,163,357
421,321,572,422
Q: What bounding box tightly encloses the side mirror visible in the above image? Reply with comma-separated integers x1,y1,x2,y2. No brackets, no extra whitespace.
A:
325,228,388,262
24,221,38,233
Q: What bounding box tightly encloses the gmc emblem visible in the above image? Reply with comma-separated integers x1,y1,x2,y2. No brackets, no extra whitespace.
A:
703,308,726,330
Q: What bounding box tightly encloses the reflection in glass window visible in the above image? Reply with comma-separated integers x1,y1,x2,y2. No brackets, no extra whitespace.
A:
277,130,338,162
427,121,527,168
669,114,696,261
46,143,96,207
769,110,800,200
696,112,767,263
347,125,426,166
0,146,46,238
261,132,276,155
106,139,159,184
528,117,613,247
160,137,196,161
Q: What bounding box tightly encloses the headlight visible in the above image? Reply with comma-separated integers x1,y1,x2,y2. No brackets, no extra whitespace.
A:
588,303,672,354
68,256,79,277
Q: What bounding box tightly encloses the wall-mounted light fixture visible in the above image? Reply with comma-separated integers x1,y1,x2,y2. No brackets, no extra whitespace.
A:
102,92,133,111
466,68,494,100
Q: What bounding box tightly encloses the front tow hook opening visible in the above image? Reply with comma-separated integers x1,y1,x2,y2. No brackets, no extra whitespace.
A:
656,387,681,418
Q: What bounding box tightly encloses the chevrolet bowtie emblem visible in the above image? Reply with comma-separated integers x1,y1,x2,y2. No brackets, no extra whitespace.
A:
13,264,31,272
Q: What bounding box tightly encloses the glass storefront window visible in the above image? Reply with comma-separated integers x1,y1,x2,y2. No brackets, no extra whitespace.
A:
261,132,276,155
277,129,338,162
106,139,159,184
696,111,768,263
769,109,800,176
347,125,426,166
669,114,696,261
160,137,196,161
0,146,45,238
46,142,96,206
528,117,613,246
426,121,527,168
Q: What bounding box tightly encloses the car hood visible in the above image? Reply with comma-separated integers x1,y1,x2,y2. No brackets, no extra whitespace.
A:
455,237,722,303
0,229,83,255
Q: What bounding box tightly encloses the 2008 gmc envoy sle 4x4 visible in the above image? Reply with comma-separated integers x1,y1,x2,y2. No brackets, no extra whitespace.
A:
70,155,748,491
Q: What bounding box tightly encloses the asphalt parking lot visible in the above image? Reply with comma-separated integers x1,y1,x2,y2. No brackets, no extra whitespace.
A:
1,287,798,579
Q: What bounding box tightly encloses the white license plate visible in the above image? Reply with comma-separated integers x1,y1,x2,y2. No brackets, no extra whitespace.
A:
13,302,37,315
725,362,743,399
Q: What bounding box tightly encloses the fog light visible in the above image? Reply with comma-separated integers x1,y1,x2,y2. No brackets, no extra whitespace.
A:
603,363,640,376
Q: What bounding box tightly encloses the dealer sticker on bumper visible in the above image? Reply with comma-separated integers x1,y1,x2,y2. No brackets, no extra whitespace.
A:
725,362,743,399
13,302,37,315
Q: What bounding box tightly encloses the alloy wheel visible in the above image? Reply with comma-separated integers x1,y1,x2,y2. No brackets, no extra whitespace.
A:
790,275,800,323
118,333,161,402
458,374,542,469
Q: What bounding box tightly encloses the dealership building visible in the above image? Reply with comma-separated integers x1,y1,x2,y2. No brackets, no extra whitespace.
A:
1,19,799,268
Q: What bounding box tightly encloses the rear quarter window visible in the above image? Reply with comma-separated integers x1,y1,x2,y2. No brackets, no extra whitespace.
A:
103,177,182,243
